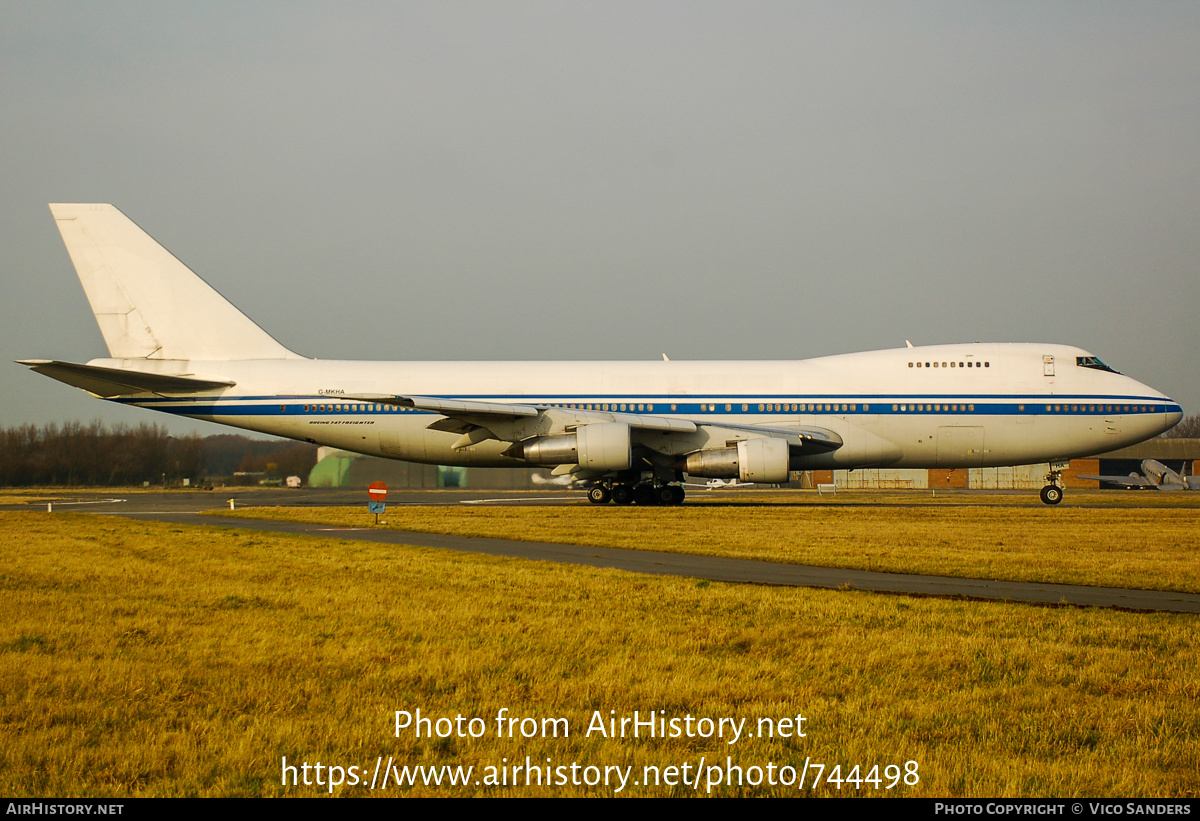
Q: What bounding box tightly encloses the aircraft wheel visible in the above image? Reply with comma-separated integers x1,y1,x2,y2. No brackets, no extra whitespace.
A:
588,485,611,505
633,484,657,505
611,485,633,505
666,485,686,505
654,485,675,505
1040,485,1063,505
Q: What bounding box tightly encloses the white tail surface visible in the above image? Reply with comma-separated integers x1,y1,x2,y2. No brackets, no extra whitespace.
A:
49,203,300,361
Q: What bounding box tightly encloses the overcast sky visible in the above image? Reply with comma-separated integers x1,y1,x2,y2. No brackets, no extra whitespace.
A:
2,2,1197,437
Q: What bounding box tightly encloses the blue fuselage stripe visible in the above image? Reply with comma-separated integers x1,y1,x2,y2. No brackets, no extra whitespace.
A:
114,395,1182,419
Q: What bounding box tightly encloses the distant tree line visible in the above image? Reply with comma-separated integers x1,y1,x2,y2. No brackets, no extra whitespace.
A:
202,434,318,482
1163,413,1200,439
0,422,317,487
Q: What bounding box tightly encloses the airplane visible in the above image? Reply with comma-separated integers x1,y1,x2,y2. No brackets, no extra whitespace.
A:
18,204,1184,506
530,472,582,487
1077,459,1199,490
684,478,758,490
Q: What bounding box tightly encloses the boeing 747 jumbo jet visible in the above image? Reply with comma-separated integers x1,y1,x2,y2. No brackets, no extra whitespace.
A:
20,204,1183,505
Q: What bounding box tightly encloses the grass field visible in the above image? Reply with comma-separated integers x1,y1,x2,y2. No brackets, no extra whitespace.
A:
217,496,1200,593
2,510,1198,797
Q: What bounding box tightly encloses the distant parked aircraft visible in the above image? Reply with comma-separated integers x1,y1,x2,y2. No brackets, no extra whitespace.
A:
531,473,579,487
1078,459,1199,490
684,478,758,490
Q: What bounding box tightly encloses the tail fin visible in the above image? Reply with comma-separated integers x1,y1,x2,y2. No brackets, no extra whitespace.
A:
49,203,300,361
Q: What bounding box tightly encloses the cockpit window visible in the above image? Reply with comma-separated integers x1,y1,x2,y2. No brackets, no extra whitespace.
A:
1076,356,1120,374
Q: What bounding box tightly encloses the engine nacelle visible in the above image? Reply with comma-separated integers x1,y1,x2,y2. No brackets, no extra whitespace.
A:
513,422,632,471
737,438,790,483
577,422,632,470
683,438,790,483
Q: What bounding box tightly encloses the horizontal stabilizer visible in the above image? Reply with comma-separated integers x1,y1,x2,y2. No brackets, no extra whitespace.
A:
17,359,234,398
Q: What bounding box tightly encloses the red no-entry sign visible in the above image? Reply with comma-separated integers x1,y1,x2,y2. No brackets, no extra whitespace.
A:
368,481,388,501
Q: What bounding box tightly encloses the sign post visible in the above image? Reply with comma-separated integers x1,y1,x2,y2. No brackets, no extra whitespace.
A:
367,481,388,524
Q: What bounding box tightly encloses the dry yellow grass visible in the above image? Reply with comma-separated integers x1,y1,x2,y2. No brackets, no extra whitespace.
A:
2,511,1198,797
218,501,1200,593
0,493,59,505
693,489,1198,507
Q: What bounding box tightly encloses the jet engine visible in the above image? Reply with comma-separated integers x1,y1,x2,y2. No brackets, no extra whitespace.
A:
508,422,632,470
682,438,790,483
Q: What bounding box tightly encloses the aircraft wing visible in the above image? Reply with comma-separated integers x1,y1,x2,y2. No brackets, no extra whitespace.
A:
1075,473,1157,488
705,420,843,452
347,393,698,433
347,393,842,455
348,393,542,419
16,359,235,398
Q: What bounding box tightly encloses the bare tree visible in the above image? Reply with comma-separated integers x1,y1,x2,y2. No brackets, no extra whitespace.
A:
0,423,318,487
1162,413,1200,439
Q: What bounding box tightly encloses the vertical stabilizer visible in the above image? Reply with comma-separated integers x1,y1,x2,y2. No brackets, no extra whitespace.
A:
49,203,300,361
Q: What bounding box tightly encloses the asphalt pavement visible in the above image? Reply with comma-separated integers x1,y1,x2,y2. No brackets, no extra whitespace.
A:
5,488,1198,613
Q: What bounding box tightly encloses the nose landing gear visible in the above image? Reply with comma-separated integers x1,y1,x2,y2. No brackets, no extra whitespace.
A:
1040,464,1066,505
1039,484,1063,505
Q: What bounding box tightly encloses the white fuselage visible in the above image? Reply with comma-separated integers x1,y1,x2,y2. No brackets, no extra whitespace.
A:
98,342,1181,472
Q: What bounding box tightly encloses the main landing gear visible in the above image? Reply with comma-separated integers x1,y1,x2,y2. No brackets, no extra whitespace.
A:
587,482,685,506
1040,465,1065,505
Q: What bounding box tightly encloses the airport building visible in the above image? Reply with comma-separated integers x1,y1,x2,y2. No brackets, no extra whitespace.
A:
308,447,556,489
788,436,1197,490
